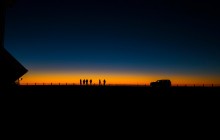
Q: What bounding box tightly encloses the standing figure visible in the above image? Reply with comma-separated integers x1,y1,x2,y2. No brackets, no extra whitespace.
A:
90,79,92,85
99,79,101,86
83,79,85,85
86,79,88,85
103,79,106,86
80,79,82,85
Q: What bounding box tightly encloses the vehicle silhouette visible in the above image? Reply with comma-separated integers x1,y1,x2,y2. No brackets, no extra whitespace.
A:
150,80,171,88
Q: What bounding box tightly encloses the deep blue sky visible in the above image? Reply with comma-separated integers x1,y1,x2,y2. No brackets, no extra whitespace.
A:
4,0,220,83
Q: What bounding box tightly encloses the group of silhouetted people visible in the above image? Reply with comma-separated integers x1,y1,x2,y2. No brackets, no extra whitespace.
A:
99,79,106,86
80,79,106,86
80,79,92,85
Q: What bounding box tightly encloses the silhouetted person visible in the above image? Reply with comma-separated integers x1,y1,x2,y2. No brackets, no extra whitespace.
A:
86,79,88,85
103,79,106,86
83,79,85,85
90,79,92,85
80,79,82,85
99,79,101,86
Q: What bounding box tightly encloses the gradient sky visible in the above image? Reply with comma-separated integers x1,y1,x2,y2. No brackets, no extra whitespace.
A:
4,0,220,85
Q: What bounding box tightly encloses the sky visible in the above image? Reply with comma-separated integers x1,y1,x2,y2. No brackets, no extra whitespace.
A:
3,0,220,85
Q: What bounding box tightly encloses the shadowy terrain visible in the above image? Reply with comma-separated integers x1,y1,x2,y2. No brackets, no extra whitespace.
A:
1,85,220,97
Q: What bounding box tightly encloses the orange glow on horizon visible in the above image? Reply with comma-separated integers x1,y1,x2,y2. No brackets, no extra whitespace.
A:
20,70,220,85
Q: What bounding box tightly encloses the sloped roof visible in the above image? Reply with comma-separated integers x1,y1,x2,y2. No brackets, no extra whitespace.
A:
0,48,28,85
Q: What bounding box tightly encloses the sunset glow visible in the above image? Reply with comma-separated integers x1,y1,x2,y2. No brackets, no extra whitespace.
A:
4,0,220,87
20,70,220,86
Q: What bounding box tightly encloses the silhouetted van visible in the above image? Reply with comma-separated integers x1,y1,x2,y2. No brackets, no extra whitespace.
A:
150,80,171,88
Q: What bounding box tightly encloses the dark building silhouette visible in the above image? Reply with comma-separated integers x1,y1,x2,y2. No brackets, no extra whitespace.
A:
0,1,6,48
0,0,28,86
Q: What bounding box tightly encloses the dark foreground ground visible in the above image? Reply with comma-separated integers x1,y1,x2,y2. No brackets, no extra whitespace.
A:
1,86,220,110
1,85,220,97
